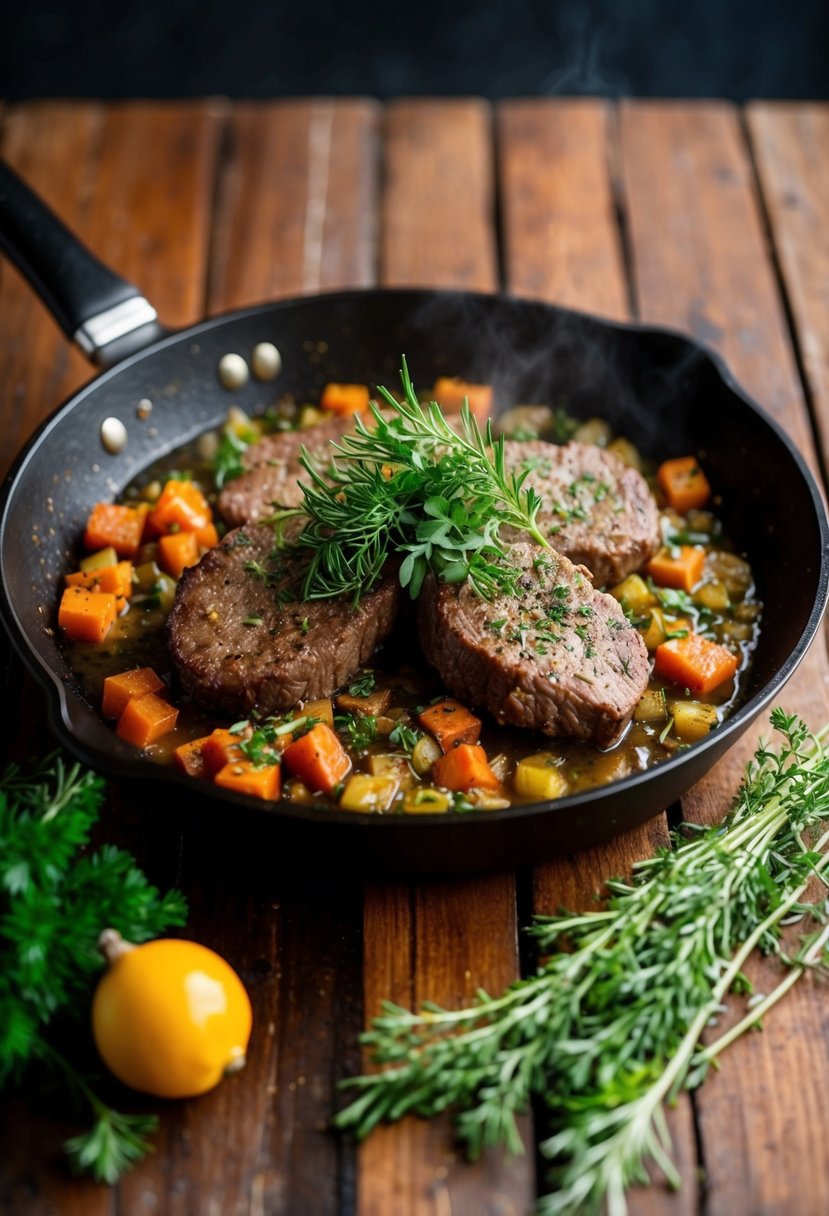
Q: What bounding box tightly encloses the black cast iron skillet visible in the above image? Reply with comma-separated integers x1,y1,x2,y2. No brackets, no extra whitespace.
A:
0,162,827,877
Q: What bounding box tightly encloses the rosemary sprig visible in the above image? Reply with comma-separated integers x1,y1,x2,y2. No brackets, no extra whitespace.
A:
272,357,549,602
336,709,829,1215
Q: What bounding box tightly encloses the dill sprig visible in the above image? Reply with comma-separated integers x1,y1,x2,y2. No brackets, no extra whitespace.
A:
336,709,829,1215
272,357,549,602
0,754,187,1182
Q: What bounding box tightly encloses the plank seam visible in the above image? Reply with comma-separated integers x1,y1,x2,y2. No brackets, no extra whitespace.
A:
740,108,829,494
202,106,233,319
606,104,639,321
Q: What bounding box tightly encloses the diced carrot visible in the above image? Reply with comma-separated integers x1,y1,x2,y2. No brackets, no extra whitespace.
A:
116,692,179,748
195,521,220,549
102,666,165,718
654,633,739,695
66,560,133,599
432,743,500,792
658,456,711,514
84,502,149,558
646,546,706,593
173,735,211,779
214,760,281,801
146,479,212,535
282,723,351,792
432,378,494,425
58,587,117,644
158,530,200,578
201,729,246,776
418,699,481,752
319,383,371,415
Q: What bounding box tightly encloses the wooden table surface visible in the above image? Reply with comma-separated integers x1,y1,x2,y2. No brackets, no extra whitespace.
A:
1,97,828,1216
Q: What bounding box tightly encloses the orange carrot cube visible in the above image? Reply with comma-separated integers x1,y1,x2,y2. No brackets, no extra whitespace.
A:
58,587,117,644
658,456,711,514
116,692,179,748
147,479,212,535
646,546,706,593
201,729,246,776
418,699,481,752
654,634,739,695
195,521,220,549
66,560,133,600
432,378,493,425
432,743,500,792
84,503,149,558
158,530,200,578
102,667,165,718
214,760,281,800
282,723,351,792
319,383,371,415
173,736,211,779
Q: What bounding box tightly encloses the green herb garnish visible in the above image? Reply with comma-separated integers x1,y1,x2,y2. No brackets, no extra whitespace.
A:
388,722,422,752
213,428,248,489
334,712,378,751
0,755,186,1182
347,671,377,697
271,357,549,603
336,711,829,1215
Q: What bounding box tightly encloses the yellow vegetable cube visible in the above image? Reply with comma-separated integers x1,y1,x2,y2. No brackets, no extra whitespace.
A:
695,581,730,612
669,700,719,742
368,754,416,788
634,689,668,723
303,698,334,728
80,546,119,573
401,787,451,814
339,773,399,812
514,754,569,801
609,574,656,616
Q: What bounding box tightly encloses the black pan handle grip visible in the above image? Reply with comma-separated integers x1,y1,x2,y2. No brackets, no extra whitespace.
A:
0,160,164,366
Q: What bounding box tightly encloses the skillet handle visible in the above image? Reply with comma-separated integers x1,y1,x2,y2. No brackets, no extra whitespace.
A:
0,160,166,367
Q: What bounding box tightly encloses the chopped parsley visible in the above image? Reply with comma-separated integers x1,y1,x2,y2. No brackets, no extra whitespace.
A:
347,671,377,697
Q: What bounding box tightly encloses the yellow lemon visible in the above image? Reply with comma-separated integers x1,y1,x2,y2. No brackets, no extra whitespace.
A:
92,929,252,1099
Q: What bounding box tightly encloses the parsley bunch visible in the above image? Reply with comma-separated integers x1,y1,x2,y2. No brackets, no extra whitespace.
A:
273,357,549,603
337,710,829,1215
1,755,187,1182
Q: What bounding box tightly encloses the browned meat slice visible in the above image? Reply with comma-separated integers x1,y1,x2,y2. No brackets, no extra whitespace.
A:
217,414,358,527
418,540,649,747
502,440,659,586
167,524,399,716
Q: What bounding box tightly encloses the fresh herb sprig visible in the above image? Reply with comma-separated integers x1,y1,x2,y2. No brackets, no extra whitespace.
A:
0,755,186,1182
336,710,829,1215
273,357,549,603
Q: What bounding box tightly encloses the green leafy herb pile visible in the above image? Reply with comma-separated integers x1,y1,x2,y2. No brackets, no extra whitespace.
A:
336,709,829,1215
272,357,549,603
0,756,187,1182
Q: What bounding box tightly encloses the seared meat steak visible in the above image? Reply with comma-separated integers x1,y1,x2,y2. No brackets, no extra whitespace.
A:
503,440,659,586
418,540,649,747
167,524,399,716
217,414,358,528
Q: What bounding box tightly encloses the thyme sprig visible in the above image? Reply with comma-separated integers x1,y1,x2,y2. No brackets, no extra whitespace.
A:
336,709,829,1215
272,357,549,603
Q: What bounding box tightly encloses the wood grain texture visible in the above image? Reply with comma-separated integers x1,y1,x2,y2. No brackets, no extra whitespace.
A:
358,99,533,1216
208,100,379,311
619,99,829,1216
498,100,628,321
381,100,498,292
497,97,698,1216
747,103,829,460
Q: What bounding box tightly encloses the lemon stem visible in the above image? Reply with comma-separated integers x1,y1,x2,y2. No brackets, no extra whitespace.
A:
98,928,135,966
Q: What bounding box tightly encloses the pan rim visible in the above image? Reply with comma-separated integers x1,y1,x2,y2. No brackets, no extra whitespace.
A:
1,286,827,831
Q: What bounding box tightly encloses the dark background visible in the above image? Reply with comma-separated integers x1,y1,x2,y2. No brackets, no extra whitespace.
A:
2,0,827,99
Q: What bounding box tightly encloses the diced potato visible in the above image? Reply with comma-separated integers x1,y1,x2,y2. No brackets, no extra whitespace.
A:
134,560,162,592
695,580,730,612
401,787,451,814
609,574,656,616
686,509,716,534
303,698,334,727
368,754,416,788
514,754,569,800
717,620,755,644
494,405,553,439
640,608,667,651
705,550,753,598
634,688,668,723
488,753,510,782
339,773,399,813
573,417,612,447
411,733,442,776
606,437,642,472
466,789,511,810
733,601,761,623
80,546,119,573
669,700,719,742
155,574,177,614
298,405,328,429
139,479,163,503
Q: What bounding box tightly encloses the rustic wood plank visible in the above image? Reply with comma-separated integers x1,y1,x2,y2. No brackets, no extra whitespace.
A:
381,100,497,292
498,97,698,1216
619,98,829,1216
358,99,534,1216
0,100,222,1216
498,100,628,321
746,103,829,462
208,99,379,311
